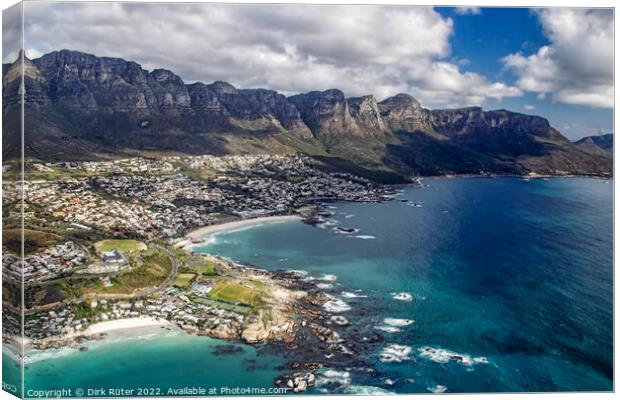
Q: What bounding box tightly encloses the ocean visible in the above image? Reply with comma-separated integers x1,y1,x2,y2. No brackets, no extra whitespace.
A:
12,177,613,395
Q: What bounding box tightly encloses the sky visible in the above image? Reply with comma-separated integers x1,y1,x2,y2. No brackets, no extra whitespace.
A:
3,3,614,140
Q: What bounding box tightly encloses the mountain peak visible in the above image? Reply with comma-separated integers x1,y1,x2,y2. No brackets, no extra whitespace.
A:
377,93,430,133
575,133,613,151
150,68,185,85
207,81,238,95
379,93,422,109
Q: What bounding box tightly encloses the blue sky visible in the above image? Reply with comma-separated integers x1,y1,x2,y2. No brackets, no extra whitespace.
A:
7,3,615,140
436,7,613,139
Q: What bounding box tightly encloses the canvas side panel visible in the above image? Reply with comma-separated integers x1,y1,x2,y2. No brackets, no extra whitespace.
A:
2,2,24,398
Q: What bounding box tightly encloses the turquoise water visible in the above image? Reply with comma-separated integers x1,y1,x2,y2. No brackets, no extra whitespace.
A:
3,348,22,397
15,177,613,395
22,327,286,397
197,177,613,393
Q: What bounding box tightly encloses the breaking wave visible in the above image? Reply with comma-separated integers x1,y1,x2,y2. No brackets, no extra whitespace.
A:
323,296,351,313
344,385,394,395
315,369,351,387
376,325,401,333
340,291,367,298
380,344,412,363
384,318,414,327
319,274,338,282
427,385,447,393
391,292,413,301
418,346,489,367
353,235,376,240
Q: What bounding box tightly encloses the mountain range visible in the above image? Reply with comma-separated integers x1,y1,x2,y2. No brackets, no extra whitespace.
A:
2,50,613,182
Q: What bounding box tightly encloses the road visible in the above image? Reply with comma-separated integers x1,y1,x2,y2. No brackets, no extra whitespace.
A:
23,245,179,314
134,245,179,297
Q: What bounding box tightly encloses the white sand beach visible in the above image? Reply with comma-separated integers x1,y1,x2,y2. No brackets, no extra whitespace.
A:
184,215,302,242
80,316,170,336
17,317,172,356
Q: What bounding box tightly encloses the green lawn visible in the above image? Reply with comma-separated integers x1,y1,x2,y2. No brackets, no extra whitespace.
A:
191,296,251,315
95,240,146,253
208,280,262,307
173,273,196,289
249,279,267,290
191,263,217,275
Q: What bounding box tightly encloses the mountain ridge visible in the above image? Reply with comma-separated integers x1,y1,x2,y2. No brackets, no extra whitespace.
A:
573,133,613,159
2,49,612,181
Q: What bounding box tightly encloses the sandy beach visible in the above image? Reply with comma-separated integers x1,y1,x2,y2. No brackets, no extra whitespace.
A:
181,215,302,246
80,316,170,336
17,317,172,355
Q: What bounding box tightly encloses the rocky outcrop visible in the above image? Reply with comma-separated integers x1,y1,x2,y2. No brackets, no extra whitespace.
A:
431,107,553,138
347,95,388,133
33,50,154,114
288,89,361,137
188,82,312,137
378,93,433,133
149,68,192,115
3,51,51,109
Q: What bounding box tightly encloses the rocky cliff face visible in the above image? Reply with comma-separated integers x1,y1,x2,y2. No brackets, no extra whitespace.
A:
288,89,363,138
378,93,434,134
2,49,612,179
431,108,553,137
347,95,388,134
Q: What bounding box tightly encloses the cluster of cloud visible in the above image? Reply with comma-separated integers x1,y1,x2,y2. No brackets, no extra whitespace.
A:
454,6,481,16
2,3,21,62
503,8,613,108
19,2,521,108
12,4,613,110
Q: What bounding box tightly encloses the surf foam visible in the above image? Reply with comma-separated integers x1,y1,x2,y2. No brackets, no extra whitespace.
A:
319,274,337,282
376,325,401,333
340,291,367,298
323,296,351,313
427,385,447,393
384,318,414,327
418,346,489,367
380,344,412,363
391,292,413,301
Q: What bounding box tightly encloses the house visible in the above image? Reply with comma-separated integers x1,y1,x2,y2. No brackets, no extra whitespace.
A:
99,276,113,287
101,249,125,264
191,282,214,297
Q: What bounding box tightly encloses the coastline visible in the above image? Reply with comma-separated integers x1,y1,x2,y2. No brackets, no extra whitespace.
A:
420,172,613,180
22,317,172,354
178,215,303,247
79,316,170,336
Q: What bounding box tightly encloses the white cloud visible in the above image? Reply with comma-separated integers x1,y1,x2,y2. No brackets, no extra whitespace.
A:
524,104,535,110
2,3,22,63
502,8,613,108
455,7,481,16
21,2,521,108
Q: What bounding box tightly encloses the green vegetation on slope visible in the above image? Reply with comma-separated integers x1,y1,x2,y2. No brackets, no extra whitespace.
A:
172,273,196,289
3,228,61,254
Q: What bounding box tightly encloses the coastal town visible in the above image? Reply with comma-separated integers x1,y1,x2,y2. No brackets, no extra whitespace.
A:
4,154,390,239
2,153,394,392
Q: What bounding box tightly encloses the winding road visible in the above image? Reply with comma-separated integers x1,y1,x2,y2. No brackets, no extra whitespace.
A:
22,244,179,314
